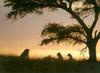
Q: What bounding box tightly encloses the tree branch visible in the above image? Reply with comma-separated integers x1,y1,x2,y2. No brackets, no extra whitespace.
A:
68,0,73,9
90,0,99,31
57,2,89,32
80,46,87,56
90,12,99,31
67,35,87,44
95,31,100,43
94,30,97,38
82,11,90,20
57,1,89,32
65,8,89,32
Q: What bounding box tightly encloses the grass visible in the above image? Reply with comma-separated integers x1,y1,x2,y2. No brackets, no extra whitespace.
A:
0,55,100,73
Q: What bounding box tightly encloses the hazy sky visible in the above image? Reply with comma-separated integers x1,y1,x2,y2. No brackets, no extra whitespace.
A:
0,0,100,59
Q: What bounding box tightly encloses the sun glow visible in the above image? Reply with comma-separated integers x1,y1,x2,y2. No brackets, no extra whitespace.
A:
0,43,100,61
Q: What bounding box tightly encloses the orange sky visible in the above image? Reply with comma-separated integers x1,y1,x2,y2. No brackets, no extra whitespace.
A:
0,0,100,60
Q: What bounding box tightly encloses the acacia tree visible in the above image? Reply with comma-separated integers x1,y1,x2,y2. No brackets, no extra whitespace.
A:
4,0,100,62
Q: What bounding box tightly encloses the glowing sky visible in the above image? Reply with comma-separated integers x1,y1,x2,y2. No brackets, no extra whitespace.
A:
0,0,100,60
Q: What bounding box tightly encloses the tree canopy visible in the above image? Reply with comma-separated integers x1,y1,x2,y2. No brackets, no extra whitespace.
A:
41,23,86,45
4,0,100,36
4,0,100,18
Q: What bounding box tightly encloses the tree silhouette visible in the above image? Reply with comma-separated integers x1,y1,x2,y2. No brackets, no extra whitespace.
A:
41,23,86,45
4,0,100,62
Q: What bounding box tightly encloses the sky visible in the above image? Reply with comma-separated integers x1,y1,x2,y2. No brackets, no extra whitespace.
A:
0,0,100,60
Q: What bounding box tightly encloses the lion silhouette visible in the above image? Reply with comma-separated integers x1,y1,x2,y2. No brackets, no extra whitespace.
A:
57,52,63,61
20,49,29,59
67,53,73,61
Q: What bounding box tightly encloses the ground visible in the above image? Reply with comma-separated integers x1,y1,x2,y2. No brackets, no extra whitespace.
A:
0,55,100,73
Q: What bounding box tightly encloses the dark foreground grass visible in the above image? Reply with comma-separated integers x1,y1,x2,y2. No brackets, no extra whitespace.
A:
0,55,100,73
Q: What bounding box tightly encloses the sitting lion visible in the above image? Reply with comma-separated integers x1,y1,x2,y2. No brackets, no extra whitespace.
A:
57,52,63,61
20,49,29,59
67,53,73,61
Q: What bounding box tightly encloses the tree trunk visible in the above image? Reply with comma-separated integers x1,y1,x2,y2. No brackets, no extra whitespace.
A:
88,45,96,62
87,39,97,62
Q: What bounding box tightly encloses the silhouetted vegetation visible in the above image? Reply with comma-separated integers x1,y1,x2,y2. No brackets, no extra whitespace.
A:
0,55,100,73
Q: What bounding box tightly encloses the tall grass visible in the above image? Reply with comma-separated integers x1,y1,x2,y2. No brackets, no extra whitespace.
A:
0,55,100,73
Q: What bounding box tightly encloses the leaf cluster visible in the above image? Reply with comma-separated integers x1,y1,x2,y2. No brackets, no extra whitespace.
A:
41,23,87,45
4,0,94,19
4,0,61,19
